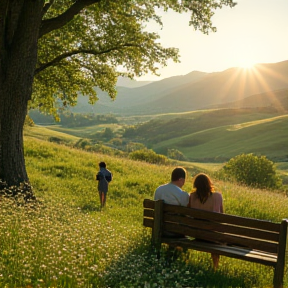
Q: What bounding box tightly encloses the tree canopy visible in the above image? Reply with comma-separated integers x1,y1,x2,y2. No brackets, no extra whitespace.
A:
0,0,236,187
32,0,236,116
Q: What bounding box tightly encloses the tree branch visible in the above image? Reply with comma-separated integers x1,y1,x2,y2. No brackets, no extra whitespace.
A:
42,0,55,18
39,0,101,38
35,43,141,75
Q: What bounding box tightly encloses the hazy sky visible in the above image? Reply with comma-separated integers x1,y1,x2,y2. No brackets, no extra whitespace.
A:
137,0,288,81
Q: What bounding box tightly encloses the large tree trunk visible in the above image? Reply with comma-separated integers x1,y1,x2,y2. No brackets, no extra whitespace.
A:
0,1,44,188
0,87,29,186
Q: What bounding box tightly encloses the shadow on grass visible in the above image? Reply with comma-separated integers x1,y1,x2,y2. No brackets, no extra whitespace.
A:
96,235,272,288
80,201,102,212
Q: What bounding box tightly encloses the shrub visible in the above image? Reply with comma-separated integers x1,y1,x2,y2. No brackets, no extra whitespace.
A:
102,127,114,140
109,138,123,146
167,148,187,161
74,138,92,149
49,136,62,144
126,142,146,153
222,153,282,189
123,125,137,137
129,149,169,165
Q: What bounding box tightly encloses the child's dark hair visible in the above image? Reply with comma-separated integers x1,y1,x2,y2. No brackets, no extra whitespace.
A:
99,162,106,168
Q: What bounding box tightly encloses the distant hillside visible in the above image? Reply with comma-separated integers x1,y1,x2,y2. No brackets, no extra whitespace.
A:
71,60,288,115
170,114,288,162
138,60,288,114
214,89,288,112
71,71,208,114
116,77,152,88
148,111,288,162
125,107,282,146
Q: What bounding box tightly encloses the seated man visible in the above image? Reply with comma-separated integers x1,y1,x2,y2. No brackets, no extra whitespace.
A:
154,166,189,206
154,167,189,238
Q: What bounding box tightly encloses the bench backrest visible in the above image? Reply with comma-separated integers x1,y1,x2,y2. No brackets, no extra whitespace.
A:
143,199,288,257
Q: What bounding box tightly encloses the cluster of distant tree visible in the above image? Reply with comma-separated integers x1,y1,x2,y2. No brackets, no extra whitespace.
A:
59,112,118,127
29,110,118,127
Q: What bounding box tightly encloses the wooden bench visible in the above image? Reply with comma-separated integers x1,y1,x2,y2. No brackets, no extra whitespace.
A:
143,199,288,288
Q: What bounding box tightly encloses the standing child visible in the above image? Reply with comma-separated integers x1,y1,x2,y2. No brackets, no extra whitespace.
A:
96,162,112,208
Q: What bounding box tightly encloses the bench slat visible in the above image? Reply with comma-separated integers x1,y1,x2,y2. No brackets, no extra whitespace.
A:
144,209,154,218
143,217,153,228
143,199,155,209
144,199,280,232
143,217,279,254
164,204,281,232
164,214,280,242
162,238,277,267
163,222,279,254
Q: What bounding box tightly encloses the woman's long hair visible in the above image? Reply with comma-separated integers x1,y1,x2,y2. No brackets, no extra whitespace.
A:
193,173,214,204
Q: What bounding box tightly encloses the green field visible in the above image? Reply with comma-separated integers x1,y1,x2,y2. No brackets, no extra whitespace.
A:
153,116,288,162
47,123,123,140
153,114,288,162
24,125,80,145
35,107,288,163
1,134,287,287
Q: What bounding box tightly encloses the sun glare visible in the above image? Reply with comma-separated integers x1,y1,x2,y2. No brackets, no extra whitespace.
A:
238,60,255,70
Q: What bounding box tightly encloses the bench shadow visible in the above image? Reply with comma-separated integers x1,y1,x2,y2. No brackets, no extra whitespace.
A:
101,237,270,288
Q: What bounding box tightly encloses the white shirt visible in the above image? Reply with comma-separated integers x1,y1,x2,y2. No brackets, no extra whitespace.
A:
154,183,189,206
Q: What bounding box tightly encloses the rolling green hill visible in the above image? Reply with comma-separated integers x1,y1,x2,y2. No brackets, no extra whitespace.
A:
46,123,123,140
30,107,288,163
121,107,287,162
152,114,288,162
126,108,279,144
24,125,80,144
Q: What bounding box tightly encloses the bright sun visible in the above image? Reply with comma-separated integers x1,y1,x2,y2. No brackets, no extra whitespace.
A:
238,60,255,69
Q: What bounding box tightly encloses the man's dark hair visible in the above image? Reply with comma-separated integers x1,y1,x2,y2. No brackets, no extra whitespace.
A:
171,167,186,181
99,162,106,168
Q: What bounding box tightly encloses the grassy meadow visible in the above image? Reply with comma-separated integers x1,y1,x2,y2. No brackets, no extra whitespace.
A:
1,135,288,287
29,108,288,163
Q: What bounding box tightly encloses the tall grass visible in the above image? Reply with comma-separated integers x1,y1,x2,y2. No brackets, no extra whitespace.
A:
0,136,287,287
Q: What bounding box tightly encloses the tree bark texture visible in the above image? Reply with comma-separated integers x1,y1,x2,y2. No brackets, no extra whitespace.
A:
0,1,44,186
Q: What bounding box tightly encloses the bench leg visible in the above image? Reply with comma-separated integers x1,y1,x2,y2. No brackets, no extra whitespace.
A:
211,253,220,271
273,267,284,288
273,219,287,288
156,247,161,260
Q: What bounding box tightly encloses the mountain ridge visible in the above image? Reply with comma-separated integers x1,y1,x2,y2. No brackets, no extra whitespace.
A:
136,60,288,114
72,60,288,115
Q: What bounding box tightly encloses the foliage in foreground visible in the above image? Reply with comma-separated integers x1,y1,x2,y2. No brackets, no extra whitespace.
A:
221,153,282,189
0,137,287,287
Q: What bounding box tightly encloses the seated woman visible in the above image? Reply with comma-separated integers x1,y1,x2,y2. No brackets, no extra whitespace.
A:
188,173,224,270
